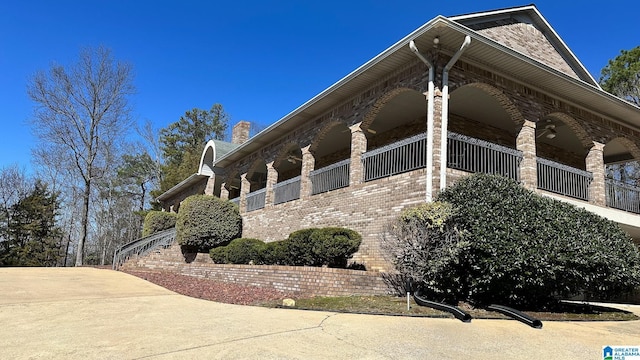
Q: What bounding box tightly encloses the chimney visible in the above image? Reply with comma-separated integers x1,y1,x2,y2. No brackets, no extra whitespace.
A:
231,121,251,145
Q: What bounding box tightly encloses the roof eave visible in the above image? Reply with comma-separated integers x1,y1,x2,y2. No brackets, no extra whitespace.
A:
155,173,208,202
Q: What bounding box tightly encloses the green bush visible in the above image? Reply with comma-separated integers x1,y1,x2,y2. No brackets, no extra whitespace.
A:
208,227,363,268
176,195,242,252
225,238,265,264
311,227,362,267
258,240,289,265
436,173,640,308
209,245,229,264
142,211,177,237
286,228,321,266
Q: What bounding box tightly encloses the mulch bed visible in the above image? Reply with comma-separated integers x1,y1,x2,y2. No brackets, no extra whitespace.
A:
123,269,293,305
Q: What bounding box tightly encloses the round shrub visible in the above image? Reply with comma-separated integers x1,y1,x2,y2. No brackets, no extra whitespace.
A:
258,240,289,265
176,195,242,252
286,228,321,266
436,173,640,308
225,238,265,264
209,245,229,264
142,211,177,237
311,227,362,267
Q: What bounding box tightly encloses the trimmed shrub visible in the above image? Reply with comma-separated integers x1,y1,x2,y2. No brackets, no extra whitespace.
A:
208,227,363,268
225,238,265,264
311,227,362,267
209,245,229,264
142,211,177,237
286,228,321,266
259,240,289,265
436,173,640,308
176,195,242,252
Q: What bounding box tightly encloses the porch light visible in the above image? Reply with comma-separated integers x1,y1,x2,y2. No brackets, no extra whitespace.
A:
545,128,557,139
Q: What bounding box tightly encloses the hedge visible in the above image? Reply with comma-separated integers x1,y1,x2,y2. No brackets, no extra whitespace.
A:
209,227,362,268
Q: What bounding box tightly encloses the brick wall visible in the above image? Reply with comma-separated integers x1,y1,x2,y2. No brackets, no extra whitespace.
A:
242,169,427,272
122,243,390,297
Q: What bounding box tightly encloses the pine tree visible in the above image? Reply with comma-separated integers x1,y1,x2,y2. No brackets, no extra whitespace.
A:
1,181,63,266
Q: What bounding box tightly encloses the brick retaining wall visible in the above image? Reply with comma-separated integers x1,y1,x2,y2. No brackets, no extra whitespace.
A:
122,243,391,297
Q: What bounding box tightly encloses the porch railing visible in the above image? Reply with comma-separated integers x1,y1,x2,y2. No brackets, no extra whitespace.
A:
246,188,266,211
606,179,640,214
274,176,301,204
229,196,240,206
537,158,592,201
447,132,523,181
310,159,350,195
112,228,176,270
362,133,426,181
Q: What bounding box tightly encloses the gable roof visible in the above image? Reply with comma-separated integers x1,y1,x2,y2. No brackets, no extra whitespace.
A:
449,5,599,87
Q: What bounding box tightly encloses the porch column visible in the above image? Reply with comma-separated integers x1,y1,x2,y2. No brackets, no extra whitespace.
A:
516,120,537,190
204,175,216,196
349,122,367,186
431,88,444,192
265,161,278,207
239,173,250,214
586,142,606,206
300,146,315,199
220,182,229,200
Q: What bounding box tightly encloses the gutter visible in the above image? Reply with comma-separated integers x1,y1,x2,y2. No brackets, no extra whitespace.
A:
440,35,471,191
409,40,436,202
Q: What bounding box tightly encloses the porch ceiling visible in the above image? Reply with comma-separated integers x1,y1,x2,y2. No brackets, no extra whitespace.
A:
214,15,640,170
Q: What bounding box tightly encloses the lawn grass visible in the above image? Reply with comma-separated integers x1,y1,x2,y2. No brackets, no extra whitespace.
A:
261,295,639,321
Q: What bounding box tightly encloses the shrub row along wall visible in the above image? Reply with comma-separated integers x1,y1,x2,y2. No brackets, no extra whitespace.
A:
121,242,390,297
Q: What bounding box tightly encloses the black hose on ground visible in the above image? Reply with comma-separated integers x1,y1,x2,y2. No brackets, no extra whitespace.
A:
413,289,472,323
487,304,543,329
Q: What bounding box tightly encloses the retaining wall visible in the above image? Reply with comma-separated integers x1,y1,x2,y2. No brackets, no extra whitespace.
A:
121,242,391,297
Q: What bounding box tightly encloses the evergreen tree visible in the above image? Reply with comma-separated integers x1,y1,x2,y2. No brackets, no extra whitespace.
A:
1,181,63,266
158,104,229,193
600,45,640,106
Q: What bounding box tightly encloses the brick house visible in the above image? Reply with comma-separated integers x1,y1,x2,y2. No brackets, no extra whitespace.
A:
157,5,640,271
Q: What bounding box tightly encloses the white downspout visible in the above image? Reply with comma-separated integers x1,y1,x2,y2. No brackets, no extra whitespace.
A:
409,40,435,202
440,35,471,191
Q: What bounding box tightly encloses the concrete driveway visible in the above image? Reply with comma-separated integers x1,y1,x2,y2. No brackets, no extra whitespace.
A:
0,267,638,359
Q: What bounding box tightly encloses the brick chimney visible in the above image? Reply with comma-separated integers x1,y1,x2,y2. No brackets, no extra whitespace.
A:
231,121,251,145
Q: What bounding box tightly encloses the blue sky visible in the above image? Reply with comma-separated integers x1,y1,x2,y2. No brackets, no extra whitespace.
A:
1,1,638,174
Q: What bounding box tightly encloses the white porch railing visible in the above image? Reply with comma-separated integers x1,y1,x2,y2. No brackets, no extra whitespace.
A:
246,188,266,211
537,158,592,201
447,132,523,181
310,159,350,195
274,176,301,204
362,133,426,181
606,179,640,214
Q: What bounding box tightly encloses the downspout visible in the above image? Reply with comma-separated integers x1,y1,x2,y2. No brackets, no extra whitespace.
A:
409,40,435,202
440,35,471,191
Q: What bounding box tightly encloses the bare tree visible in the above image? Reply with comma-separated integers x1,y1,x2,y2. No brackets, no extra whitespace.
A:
27,46,135,266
